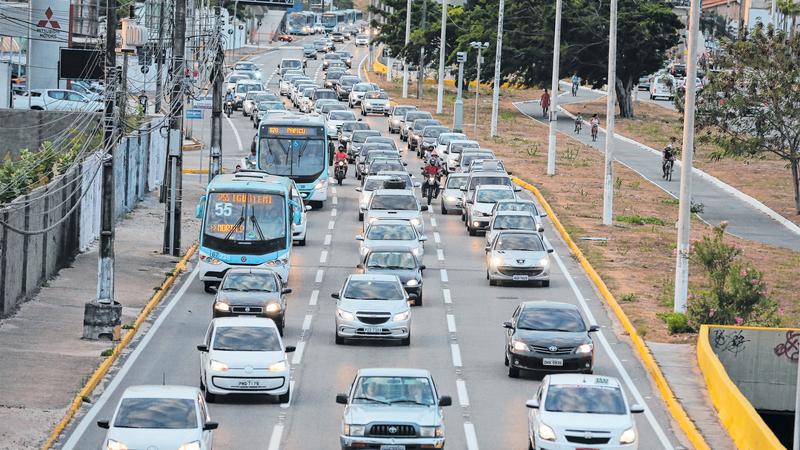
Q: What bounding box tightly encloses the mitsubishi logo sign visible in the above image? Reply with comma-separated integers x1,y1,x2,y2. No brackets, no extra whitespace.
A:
36,7,61,39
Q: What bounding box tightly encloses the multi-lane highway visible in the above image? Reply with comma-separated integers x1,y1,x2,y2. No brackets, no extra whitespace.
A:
59,36,687,450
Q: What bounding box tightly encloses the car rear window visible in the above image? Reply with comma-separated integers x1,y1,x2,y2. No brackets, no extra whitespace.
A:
366,224,416,240
371,194,417,210
497,202,539,216
114,398,197,429
468,176,511,190
344,280,405,300
545,385,626,415
493,215,535,230
367,251,417,270
476,189,514,203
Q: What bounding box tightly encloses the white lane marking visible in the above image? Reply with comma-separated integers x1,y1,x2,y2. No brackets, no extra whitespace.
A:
456,379,470,407
280,379,295,408
61,266,200,450
440,269,448,282
320,250,328,264
267,424,284,450
450,343,462,367
291,341,306,364
324,234,332,246
437,249,445,261
430,217,437,228
332,196,338,205
331,208,337,217
332,187,337,195
433,232,441,244
443,289,452,304
302,314,313,331
446,314,457,333
464,422,479,450
551,252,675,449
328,220,336,230
224,114,244,152
309,289,319,306
315,269,324,283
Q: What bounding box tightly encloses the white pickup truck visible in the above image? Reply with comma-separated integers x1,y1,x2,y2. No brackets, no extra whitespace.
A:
13,89,104,112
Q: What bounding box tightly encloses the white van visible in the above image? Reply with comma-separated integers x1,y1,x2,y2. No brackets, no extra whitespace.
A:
649,74,675,100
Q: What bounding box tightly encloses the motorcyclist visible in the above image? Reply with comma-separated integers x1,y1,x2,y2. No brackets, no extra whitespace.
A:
224,89,234,115
422,157,443,201
245,147,257,169
334,146,348,176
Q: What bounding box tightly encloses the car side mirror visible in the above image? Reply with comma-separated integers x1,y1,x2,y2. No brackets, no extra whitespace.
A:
438,395,452,407
589,325,600,332
466,199,473,204
355,235,364,241
197,344,209,352
203,421,219,431
414,182,421,188
538,227,545,233
420,265,426,270
502,321,513,329
419,236,428,242
355,187,362,192
336,393,349,404
507,171,513,175
331,292,340,299
358,118,362,121
460,186,467,191
356,263,364,269
420,205,428,211
484,246,491,252
305,205,312,211
282,288,293,295
514,186,522,192
526,399,539,409
630,404,645,414
547,248,554,253
97,419,110,429
285,345,296,353
402,162,408,166
540,212,548,217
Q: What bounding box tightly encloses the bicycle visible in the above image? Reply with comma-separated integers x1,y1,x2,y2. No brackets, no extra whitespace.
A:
591,124,598,142
662,158,675,181
574,120,582,134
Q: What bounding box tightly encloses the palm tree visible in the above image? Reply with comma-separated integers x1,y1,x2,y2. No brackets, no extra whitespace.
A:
777,0,800,37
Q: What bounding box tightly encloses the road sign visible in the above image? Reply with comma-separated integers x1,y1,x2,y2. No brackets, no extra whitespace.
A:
456,52,467,63
140,66,149,74
186,109,203,119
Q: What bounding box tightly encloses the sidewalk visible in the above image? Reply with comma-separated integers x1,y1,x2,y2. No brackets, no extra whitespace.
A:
0,189,202,449
514,87,800,252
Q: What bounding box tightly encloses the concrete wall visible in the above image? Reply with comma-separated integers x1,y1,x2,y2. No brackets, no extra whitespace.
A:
0,109,101,161
709,326,800,412
0,118,166,316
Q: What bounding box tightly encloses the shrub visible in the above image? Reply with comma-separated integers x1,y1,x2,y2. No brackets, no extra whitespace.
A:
657,312,693,334
615,214,667,226
620,293,638,302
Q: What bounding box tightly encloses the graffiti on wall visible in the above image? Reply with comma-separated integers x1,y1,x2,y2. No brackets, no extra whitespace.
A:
712,328,750,357
773,331,800,362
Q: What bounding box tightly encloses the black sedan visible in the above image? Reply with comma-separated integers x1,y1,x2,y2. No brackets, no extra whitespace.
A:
357,246,425,306
503,301,598,378
212,268,293,336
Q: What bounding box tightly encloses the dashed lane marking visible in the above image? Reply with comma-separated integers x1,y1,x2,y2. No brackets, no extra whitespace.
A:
315,269,324,283
456,379,470,407
267,424,284,450
309,290,319,306
446,314,457,333
464,423,479,450
332,197,338,205
302,314,313,331
450,343,462,367
320,250,328,264
328,220,336,230
324,234,332,246
430,217,437,228
437,249,445,261
443,289,452,304
331,208,337,217
433,232,441,244
440,269,449,282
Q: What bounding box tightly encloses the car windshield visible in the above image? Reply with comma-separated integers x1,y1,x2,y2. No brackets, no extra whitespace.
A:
324,53,340,60
446,176,468,189
326,71,344,81
365,91,388,100
353,131,381,143
495,234,544,252
493,215,535,230
113,398,197,429
213,326,282,351
353,84,375,92
498,202,538,216
329,111,355,121
322,105,347,114
303,44,314,50
237,83,262,94
357,34,368,39
367,251,417,269
518,307,586,331
343,122,370,132
545,385,626,415
423,127,447,138
371,194,417,210
343,280,405,300
254,93,279,102
260,135,326,178
235,63,257,71
476,189,514,203
364,179,388,191
352,376,435,406
315,90,337,100
340,78,359,87
203,192,286,246
393,107,415,117
282,59,302,69
257,101,285,110
370,161,404,173
439,133,466,144
468,176,511,190
405,112,431,122
367,224,417,240
221,272,277,292
413,120,438,130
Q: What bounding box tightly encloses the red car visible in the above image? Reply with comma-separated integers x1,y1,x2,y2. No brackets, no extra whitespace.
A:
277,34,294,42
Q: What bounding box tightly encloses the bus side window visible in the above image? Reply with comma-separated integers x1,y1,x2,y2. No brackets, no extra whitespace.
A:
195,195,206,219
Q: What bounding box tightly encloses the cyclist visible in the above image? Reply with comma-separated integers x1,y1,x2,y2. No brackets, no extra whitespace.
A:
571,74,580,96
590,114,600,142
662,137,677,179
574,113,583,134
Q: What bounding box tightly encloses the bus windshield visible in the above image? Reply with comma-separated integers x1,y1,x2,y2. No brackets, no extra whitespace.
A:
203,192,287,255
259,130,326,180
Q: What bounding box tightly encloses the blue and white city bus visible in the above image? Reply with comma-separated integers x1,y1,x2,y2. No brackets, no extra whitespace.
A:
196,171,301,292
256,113,329,208
321,11,345,32
287,11,315,34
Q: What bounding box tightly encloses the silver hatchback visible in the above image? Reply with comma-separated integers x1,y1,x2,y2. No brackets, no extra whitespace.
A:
332,274,412,345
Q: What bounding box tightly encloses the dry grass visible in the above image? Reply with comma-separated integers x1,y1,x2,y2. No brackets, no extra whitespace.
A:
562,97,800,227
371,72,800,341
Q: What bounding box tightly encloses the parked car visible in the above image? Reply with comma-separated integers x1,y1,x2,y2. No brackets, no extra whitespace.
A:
12,89,103,112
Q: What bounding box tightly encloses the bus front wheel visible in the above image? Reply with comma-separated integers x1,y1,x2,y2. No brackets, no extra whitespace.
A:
309,200,324,210
203,281,216,294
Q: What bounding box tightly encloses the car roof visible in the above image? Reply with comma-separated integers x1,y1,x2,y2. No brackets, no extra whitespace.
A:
469,171,510,178
476,184,512,190
494,210,534,217
496,199,534,204
121,385,199,400
211,316,279,328
365,245,417,254
357,367,432,377
373,189,415,196
546,373,622,389
376,170,411,177
224,267,279,276
520,300,580,312
368,219,415,227
347,273,401,282
446,173,469,179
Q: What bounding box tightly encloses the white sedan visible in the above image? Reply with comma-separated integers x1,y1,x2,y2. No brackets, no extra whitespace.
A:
361,90,390,116
198,317,295,403
357,219,427,258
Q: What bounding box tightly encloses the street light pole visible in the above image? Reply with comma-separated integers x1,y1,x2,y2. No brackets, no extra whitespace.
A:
489,0,505,137
402,0,412,98
436,0,447,114
453,51,466,132
674,0,701,313
601,0,618,226
546,0,563,176
471,42,488,136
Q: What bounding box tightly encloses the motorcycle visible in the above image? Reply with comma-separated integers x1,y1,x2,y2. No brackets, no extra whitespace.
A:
421,170,442,205
240,156,257,170
224,100,234,117
334,160,347,185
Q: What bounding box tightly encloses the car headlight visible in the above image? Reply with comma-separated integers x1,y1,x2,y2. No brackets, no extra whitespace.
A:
490,256,504,267
314,178,327,191
255,73,262,79
511,339,528,352
213,301,230,312
393,310,410,321
267,257,289,267
344,424,365,436
337,309,355,321
368,217,379,224
269,360,288,372
576,343,594,354
538,257,550,266
265,302,282,313
419,426,443,437
538,422,557,441
200,254,222,265
406,279,419,287
209,359,229,372
177,441,201,450
411,247,421,256
620,427,637,444
446,195,457,202
106,440,128,450
410,218,421,226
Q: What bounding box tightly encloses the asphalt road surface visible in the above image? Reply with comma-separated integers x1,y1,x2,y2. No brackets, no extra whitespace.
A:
59,36,686,450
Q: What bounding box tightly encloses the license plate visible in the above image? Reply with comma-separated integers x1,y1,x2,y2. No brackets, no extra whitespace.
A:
512,275,529,281
364,327,382,334
380,446,405,450
543,358,563,366
236,379,263,388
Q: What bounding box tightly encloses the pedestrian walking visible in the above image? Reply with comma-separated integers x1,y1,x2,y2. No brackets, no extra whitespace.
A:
540,89,550,118
571,73,580,96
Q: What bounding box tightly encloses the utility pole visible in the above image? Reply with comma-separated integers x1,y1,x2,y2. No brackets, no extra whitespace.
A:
163,0,187,256
453,51,465,132
154,0,167,114
489,0,505,137
402,0,411,98
546,0,563,176
673,0,701,313
601,0,618,226
470,41,488,137
367,0,373,67
84,0,120,339
210,6,223,182
416,0,427,99
435,0,447,114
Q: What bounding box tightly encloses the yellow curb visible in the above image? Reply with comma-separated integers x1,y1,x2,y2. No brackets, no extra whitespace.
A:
41,243,199,450
184,169,209,174
182,140,203,151
512,176,710,450
697,325,784,449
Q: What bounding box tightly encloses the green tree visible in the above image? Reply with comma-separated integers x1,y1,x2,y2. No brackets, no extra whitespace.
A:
695,25,800,215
